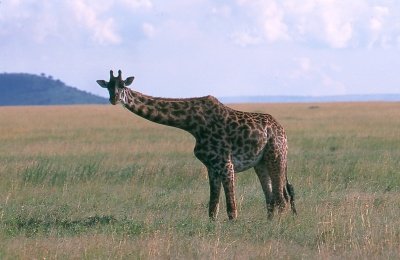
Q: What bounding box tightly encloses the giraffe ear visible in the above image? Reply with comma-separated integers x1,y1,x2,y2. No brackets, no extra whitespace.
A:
96,80,108,88
124,77,135,86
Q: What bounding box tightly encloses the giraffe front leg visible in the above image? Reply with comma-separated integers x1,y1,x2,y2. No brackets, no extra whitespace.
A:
207,170,222,220
221,163,237,220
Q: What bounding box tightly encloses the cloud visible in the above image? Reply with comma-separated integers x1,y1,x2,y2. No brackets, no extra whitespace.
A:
321,73,346,94
237,0,290,42
261,1,290,42
290,56,346,95
5,0,398,49
237,0,400,49
320,6,354,48
121,0,153,9
0,0,155,46
69,1,121,45
211,5,232,18
142,22,156,38
231,31,261,47
291,57,313,79
370,6,389,32
368,6,391,48
281,0,367,48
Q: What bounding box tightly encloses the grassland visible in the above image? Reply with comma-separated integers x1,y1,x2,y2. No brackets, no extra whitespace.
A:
0,102,399,259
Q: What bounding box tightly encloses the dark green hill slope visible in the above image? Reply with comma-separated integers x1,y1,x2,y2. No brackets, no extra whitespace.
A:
0,73,107,106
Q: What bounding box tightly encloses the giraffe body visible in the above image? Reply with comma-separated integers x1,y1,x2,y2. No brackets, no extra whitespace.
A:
97,70,297,220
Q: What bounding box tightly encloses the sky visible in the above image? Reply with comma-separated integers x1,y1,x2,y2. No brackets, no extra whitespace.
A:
1,0,400,98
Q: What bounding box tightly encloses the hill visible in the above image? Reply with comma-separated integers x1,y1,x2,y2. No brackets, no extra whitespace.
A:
0,73,108,106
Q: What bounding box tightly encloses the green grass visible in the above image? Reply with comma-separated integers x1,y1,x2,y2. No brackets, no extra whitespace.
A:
0,103,399,259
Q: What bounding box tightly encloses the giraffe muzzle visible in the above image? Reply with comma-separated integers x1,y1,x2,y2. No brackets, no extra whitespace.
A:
109,97,118,105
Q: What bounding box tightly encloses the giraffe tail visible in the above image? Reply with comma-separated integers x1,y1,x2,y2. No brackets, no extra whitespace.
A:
284,165,297,215
286,181,297,215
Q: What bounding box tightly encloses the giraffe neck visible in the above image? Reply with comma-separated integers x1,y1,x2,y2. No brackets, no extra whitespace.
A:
119,87,212,132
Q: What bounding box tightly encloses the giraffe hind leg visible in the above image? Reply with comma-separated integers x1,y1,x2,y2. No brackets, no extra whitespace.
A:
258,149,288,217
269,163,287,215
221,172,237,220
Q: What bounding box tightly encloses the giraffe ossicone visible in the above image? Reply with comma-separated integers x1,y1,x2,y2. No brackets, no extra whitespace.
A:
97,70,297,220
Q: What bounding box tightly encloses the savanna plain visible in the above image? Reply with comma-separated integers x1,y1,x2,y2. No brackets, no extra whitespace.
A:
0,102,399,259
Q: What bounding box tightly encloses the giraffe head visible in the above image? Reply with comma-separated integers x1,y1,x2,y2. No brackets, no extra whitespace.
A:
97,70,135,105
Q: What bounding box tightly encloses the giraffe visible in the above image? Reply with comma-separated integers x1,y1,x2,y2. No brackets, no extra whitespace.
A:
97,70,297,220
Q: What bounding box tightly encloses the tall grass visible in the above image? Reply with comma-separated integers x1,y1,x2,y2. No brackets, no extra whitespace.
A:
0,103,399,259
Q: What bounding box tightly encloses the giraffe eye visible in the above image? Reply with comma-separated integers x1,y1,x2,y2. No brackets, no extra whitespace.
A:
117,81,125,89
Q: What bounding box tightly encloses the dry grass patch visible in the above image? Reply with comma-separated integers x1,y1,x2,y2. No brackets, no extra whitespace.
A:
0,102,399,258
